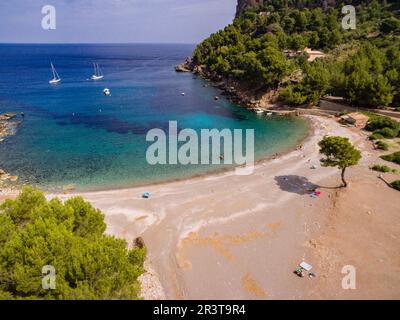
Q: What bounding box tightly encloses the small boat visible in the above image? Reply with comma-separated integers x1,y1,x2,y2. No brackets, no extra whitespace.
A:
49,63,61,84
91,63,104,80
103,88,111,96
266,112,273,116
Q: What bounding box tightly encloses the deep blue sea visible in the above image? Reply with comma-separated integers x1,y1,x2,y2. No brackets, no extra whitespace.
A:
0,44,308,191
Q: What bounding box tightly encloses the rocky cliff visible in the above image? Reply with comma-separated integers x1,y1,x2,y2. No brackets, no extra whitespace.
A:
236,0,264,18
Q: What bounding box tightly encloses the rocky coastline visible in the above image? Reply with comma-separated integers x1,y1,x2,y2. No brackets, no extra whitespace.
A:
0,113,21,188
0,113,21,141
176,58,281,110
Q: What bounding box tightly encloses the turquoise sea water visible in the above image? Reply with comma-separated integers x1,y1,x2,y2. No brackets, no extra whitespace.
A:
0,44,308,191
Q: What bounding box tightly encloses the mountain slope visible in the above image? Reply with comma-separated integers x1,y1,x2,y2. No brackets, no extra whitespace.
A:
189,1,400,109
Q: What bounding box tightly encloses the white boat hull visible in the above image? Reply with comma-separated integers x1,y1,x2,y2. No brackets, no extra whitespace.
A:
49,79,61,84
91,75,104,81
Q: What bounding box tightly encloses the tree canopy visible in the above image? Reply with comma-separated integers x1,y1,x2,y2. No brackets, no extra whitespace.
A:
319,136,362,187
193,1,400,108
0,187,146,300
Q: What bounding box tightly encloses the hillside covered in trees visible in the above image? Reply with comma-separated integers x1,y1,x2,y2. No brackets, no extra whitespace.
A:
192,0,400,108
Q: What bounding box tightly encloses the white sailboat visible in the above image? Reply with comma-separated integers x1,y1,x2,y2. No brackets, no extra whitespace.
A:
49,63,61,84
91,63,104,80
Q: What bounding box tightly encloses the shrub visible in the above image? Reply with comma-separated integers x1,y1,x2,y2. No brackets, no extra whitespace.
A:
381,151,400,164
371,165,393,173
365,116,400,132
380,17,400,34
391,180,400,191
279,85,308,106
373,127,398,138
376,140,389,150
370,132,385,140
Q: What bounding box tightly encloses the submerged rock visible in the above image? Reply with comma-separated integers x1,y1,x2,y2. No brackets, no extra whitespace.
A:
0,113,21,142
0,169,18,184
63,184,76,193
9,176,18,182
0,113,17,121
0,123,8,137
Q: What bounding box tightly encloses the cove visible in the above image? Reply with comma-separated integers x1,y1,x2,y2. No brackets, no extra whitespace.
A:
0,44,309,192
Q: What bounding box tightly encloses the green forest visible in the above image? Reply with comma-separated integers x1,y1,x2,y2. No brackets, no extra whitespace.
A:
193,0,400,107
0,187,146,300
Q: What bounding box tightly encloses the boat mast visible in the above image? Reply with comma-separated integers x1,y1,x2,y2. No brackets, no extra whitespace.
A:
51,63,60,80
51,63,56,79
98,64,102,77
54,67,60,80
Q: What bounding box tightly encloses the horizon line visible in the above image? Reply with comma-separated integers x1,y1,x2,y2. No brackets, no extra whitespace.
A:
0,41,197,45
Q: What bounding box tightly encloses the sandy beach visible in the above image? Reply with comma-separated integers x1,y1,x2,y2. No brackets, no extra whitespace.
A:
2,0,400,303
2,115,400,300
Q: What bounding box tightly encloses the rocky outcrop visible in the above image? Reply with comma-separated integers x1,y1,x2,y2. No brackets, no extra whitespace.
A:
0,113,21,142
175,64,190,73
0,122,20,142
175,57,194,73
0,169,18,184
0,122,9,139
236,0,264,18
0,113,17,121
180,60,280,108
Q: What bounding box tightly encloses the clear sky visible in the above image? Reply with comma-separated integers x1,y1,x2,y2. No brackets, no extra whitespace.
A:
0,0,237,43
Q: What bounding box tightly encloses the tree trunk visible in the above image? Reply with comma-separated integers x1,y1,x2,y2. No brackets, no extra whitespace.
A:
341,168,347,188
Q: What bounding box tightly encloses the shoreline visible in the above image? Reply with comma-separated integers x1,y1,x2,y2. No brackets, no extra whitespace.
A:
51,115,366,299
74,117,311,195
0,115,311,196
68,117,311,195
2,114,400,299
0,115,358,300
0,115,313,300
80,115,399,300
